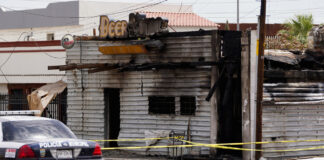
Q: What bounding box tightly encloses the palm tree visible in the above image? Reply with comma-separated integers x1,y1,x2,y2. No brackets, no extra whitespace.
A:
279,14,313,45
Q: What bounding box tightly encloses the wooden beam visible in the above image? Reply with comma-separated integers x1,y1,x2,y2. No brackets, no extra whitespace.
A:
88,65,120,73
256,0,267,159
120,61,219,72
209,30,220,156
241,31,251,160
48,63,114,71
48,66,61,70
205,67,224,101
49,61,219,73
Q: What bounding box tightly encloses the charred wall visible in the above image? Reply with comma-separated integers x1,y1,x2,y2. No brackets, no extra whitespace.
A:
65,33,215,155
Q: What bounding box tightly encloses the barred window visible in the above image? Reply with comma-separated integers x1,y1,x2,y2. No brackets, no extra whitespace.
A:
180,96,196,115
149,96,175,114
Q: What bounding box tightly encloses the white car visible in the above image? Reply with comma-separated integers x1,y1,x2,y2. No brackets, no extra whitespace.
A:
0,113,102,159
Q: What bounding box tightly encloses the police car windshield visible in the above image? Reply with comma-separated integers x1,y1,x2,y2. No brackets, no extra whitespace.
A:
2,120,76,141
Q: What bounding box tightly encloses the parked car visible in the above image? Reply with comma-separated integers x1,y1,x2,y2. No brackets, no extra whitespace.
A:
0,114,102,159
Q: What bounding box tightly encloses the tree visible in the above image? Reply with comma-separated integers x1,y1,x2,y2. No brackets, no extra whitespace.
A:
225,20,230,30
277,14,313,50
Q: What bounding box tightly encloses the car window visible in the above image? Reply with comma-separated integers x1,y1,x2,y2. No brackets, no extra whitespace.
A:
2,120,77,141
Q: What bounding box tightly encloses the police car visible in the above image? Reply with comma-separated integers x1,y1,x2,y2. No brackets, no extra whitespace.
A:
0,111,102,159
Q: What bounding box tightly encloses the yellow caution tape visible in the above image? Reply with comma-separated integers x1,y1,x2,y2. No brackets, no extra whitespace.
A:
177,138,324,152
98,139,324,152
92,137,324,152
216,139,324,146
93,136,324,145
101,144,196,150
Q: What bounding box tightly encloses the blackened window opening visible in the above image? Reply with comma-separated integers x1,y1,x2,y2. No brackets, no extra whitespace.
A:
180,96,196,115
9,89,28,110
149,96,175,114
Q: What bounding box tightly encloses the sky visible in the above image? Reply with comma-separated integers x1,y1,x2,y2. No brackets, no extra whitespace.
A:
0,0,324,24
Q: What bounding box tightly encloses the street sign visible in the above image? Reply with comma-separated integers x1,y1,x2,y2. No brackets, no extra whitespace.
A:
61,34,75,49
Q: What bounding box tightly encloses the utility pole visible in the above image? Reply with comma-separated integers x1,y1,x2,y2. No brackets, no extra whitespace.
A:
237,0,240,31
256,0,266,159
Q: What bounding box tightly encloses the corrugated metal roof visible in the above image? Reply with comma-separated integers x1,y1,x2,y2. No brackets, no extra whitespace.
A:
142,12,219,27
263,83,324,105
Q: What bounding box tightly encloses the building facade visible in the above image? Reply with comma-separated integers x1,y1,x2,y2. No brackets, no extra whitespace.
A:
0,41,65,94
60,30,252,157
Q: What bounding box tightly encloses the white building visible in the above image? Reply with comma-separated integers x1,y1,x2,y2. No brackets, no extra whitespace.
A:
0,41,65,94
0,1,218,42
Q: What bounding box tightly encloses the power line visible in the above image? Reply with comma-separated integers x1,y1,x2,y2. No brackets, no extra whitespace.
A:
0,0,167,19
0,0,168,38
240,6,260,20
0,32,28,83
33,41,66,59
0,37,8,42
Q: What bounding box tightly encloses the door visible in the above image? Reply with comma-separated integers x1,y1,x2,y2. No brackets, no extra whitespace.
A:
104,88,120,147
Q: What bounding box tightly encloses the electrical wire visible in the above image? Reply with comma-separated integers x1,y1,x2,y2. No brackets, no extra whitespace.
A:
112,0,169,20
0,32,28,83
240,6,260,20
166,0,200,30
0,0,167,19
34,41,66,59
32,0,163,27
0,32,27,68
0,0,168,38
0,37,8,42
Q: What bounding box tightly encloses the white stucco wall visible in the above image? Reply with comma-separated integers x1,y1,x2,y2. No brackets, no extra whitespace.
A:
0,45,66,83
0,25,84,42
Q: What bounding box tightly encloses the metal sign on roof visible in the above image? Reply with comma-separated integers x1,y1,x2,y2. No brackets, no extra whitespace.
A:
99,12,168,39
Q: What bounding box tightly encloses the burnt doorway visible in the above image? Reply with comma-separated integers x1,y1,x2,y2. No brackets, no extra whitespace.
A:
217,31,242,157
104,88,120,147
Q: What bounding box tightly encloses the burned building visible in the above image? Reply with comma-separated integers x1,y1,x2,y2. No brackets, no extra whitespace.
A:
48,16,324,159
261,43,324,158
49,28,254,158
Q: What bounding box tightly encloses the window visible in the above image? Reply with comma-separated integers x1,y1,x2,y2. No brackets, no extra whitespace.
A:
47,33,54,40
180,96,196,115
149,96,175,114
2,120,76,141
8,89,27,110
8,84,45,111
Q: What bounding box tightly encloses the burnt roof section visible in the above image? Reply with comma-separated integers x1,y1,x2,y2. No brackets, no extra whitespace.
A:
263,83,324,105
264,49,324,70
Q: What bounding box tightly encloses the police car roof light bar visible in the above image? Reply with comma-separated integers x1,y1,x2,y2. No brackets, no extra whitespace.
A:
0,110,40,116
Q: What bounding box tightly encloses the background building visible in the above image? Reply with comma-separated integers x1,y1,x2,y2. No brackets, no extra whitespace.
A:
0,1,218,41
